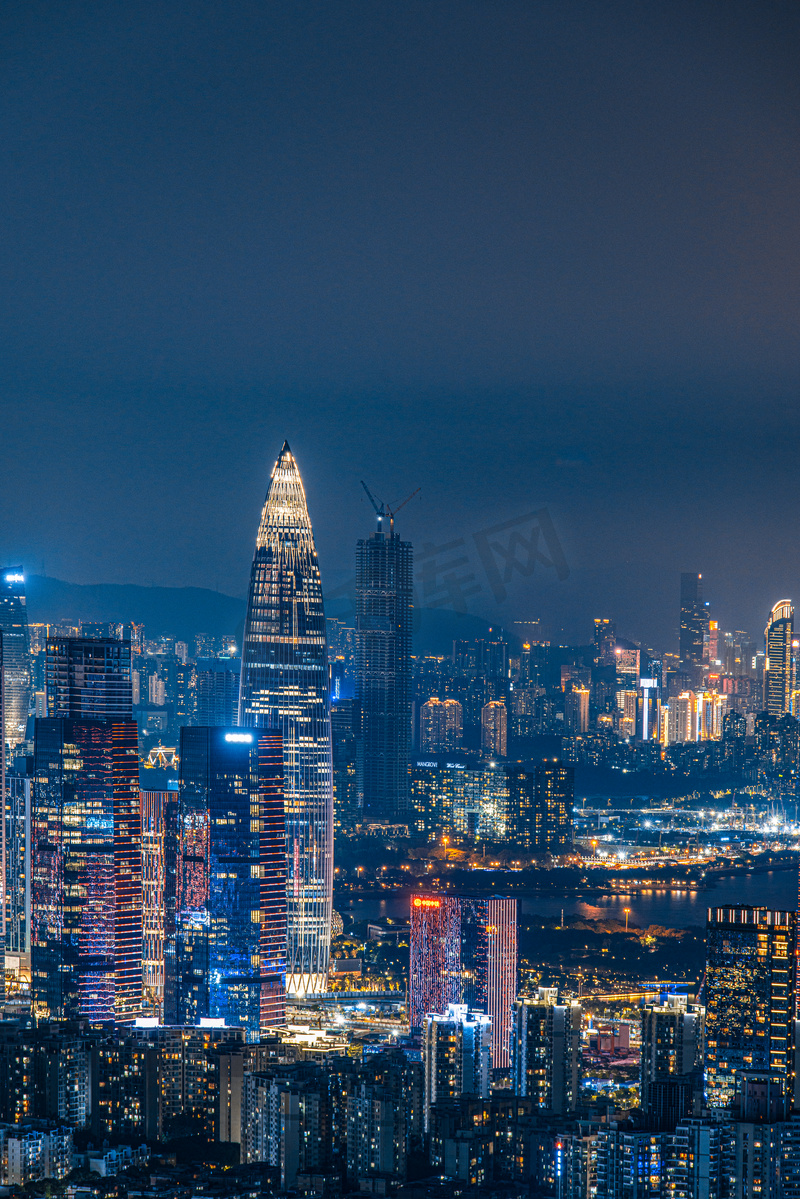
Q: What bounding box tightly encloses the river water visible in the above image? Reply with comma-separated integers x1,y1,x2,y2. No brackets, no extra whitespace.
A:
337,867,798,930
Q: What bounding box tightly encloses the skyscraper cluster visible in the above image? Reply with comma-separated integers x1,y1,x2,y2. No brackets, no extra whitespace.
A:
6,443,800,1197
0,443,336,1031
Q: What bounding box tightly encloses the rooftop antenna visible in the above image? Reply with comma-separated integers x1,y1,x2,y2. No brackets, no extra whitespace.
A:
360,482,420,534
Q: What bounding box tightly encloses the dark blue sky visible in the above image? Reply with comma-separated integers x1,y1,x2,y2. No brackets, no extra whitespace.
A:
2,1,800,648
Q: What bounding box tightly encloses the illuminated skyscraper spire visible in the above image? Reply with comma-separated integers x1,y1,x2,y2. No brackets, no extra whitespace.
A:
239,442,333,995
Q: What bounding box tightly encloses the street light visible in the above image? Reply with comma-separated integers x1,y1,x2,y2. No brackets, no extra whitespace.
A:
624,907,631,932
443,836,449,862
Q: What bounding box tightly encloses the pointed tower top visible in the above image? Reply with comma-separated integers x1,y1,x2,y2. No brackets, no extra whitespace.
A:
256,441,314,548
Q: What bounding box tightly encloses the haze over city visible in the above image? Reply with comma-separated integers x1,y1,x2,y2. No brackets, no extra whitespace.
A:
3,2,800,646
3,5,800,1199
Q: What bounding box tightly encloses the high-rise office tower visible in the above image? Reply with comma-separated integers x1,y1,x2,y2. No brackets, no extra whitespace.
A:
511,987,583,1114
707,620,720,665
614,646,640,693
592,623,617,711
238,442,333,997
45,638,132,721
32,719,141,1023
166,727,286,1035
679,573,708,673
637,676,660,741
705,906,797,1108
0,569,32,755
764,601,794,717
33,636,141,1023
331,698,358,829
423,1004,491,1131
355,510,413,822
593,618,616,667
481,701,507,757
534,760,574,852
409,893,517,1069
5,764,31,986
640,995,704,1129
140,781,179,1021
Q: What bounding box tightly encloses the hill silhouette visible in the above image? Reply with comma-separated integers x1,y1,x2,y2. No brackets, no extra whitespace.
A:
25,575,519,656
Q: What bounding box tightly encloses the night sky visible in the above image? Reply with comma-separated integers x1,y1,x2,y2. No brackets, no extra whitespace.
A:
2,1,800,649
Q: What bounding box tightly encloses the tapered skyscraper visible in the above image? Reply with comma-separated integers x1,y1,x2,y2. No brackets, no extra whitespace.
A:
239,442,333,995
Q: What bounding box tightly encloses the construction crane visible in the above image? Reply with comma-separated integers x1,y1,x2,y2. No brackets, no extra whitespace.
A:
360,481,420,534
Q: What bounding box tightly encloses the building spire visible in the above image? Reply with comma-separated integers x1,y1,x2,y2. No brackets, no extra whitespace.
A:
257,441,313,547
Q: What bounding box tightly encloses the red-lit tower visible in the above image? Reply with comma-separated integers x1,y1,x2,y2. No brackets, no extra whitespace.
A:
410,892,518,1069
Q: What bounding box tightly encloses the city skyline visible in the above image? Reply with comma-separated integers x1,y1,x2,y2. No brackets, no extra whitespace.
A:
3,4,800,1193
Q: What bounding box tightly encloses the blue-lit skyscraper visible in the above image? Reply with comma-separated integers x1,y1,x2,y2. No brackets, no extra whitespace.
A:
238,442,333,996
167,727,286,1035
0,568,32,756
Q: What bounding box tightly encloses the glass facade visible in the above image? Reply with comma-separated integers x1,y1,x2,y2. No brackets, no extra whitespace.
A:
679,572,707,672
238,442,333,996
0,568,32,754
167,727,286,1036
32,718,142,1023
45,638,132,721
355,525,413,820
409,758,511,843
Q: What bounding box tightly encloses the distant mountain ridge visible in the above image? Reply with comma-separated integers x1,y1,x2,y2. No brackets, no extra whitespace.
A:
25,575,246,644
24,575,518,656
